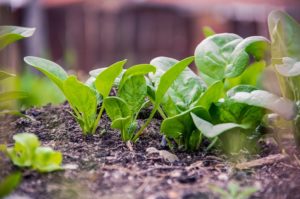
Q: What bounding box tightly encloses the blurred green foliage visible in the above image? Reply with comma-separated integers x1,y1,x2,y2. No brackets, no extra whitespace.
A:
17,71,65,108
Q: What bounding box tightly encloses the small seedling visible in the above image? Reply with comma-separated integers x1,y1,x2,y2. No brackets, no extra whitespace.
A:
6,133,63,172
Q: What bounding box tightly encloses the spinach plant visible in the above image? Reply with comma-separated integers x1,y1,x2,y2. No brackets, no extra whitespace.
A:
103,64,156,141
6,133,62,172
24,57,126,135
131,56,195,142
148,56,213,150
268,10,300,146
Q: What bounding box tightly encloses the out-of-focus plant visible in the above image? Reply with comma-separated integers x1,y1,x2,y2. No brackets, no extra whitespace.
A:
17,72,65,108
209,181,259,199
0,172,22,198
0,26,35,114
268,10,300,146
6,133,62,172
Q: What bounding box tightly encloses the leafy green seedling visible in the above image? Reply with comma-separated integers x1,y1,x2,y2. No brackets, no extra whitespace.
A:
0,26,35,50
209,181,259,199
194,33,269,81
104,64,156,141
24,56,126,135
6,133,62,172
0,172,22,198
132,56,195,142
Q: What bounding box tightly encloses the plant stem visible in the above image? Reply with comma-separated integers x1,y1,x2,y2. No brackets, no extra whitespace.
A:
92,104,105,134
157,106,167,119
132,106,157,142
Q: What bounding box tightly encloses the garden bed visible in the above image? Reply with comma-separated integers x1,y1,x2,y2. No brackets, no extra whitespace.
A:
1,104,300,199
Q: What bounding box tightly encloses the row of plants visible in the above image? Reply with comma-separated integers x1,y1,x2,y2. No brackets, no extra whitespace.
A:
1,10,300,175
22,11,300,156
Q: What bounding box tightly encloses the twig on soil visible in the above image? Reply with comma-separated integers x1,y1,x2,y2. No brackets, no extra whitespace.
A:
235,154,287,170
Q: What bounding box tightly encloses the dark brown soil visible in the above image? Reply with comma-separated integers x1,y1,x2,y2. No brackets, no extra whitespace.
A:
1,104,300,199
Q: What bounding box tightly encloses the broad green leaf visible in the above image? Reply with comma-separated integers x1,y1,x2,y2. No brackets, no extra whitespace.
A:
229,89,297,120
24,56,68,91
63,76,97,134
0,172,21,198
227,85,257,97
104,96,131,122
195,81,223,110
161,106,210,150
0,70,15,80
0,91,27,102
155,56,194,105
33,147,62,172
7,133,40,167
191,113,248,138
194,33,269,80
149,56,205,115
119,64,156,89
95,60,126,98
118,75,147,113
275,57,300,77
0,26,35,50
202,26,216,38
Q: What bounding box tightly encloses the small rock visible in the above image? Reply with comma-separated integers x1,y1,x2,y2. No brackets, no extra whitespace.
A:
218,173,229,181
146,147,179,163
62,163,79,170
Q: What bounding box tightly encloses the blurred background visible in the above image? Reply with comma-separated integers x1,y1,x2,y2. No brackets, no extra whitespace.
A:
0,0,300,107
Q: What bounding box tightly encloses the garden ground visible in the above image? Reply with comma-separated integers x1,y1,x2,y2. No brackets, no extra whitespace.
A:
1,104,300,199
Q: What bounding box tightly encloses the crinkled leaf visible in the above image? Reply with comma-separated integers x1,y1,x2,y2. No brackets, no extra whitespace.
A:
194,33,269,80
230,89,297,120
33,147,62,172
63,76,97,134
24,56,68,91
0,172,21,198
94,60,126,98
154,56,194,106
7,133,40,167
150,56,205,115
0,26,35,50
118,75,147,113
0,70,15,80
0,91,27,102
191,113,248,138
